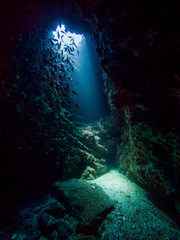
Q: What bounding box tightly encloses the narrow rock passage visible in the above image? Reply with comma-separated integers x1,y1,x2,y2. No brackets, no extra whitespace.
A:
90,170,180,240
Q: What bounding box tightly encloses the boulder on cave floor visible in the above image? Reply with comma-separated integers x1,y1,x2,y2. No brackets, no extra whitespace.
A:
52,179,114,224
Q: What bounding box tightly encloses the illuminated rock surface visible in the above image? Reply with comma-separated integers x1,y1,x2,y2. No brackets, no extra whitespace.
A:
91,170,180,239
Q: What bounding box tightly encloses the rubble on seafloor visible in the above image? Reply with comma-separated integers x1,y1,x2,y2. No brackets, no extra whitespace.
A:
1,170,180,240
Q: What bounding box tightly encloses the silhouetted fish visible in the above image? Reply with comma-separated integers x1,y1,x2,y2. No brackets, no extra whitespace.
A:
56,42,61,49
60,63,65,69
62,56,70,63
59,75,63,81
61,102,66,107
50,81,53,87
51,70,55,76
55,84,59,91
62,93,68,97
67,116,73,121
66,84,70,90
75,104,79,108
72,90,77,95
73,42,77,48
60,63,65,71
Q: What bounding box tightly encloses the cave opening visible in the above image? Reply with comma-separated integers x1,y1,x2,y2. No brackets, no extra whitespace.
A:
51,22,110,123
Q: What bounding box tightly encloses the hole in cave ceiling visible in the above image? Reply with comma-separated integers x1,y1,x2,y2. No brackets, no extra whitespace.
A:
52,24,84,49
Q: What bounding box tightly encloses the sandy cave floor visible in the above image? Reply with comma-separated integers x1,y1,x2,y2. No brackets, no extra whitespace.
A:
89,170,180,240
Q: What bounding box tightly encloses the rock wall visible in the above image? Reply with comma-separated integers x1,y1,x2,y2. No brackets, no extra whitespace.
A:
116,108,180,206
76,0,180,213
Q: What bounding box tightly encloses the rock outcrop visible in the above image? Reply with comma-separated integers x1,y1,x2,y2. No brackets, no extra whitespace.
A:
52,179,113,223
2,179,113,240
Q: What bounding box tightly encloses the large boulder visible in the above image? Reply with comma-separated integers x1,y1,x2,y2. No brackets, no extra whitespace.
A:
52,179,113,237
52,179,113,223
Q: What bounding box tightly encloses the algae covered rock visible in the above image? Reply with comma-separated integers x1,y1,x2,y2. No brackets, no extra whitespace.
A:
64,118,120,180
81,166,96,180
79,125,108,158
66,145,108,179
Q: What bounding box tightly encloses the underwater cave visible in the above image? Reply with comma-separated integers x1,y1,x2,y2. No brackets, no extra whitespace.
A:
0,0,180,239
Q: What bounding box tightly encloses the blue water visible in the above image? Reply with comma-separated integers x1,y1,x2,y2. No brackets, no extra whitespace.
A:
70,35,110,122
